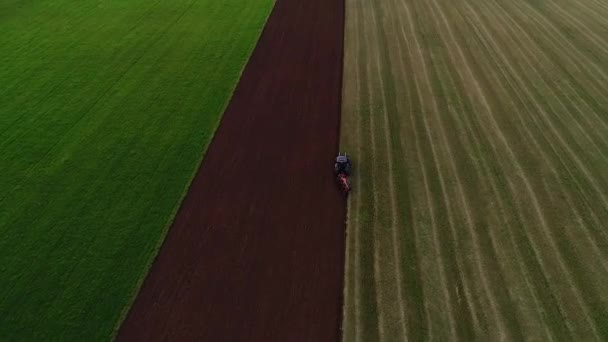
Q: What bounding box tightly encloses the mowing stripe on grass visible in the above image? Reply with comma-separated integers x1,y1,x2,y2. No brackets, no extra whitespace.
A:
341,0,608,339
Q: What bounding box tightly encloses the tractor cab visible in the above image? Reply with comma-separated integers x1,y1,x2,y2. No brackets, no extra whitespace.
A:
334,153,352,176
334,152,352,195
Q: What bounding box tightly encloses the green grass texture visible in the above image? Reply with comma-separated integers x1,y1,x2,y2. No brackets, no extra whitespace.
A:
0,0,273,339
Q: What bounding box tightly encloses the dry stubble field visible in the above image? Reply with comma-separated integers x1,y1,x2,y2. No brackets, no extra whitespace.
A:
340,0,608,340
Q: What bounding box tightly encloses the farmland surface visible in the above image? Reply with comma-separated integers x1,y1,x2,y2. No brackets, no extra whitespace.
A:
116,0,346,338
0,0,272,340
341,0,608,340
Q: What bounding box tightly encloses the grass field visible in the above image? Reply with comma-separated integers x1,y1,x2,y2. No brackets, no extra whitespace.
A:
341,0,608,340
0,0,272,339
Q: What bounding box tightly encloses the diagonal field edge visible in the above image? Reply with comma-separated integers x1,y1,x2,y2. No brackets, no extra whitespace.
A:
108,0,276,338
116,0,346,339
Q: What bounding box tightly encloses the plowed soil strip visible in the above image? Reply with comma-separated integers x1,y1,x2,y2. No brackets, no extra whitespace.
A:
116,0,346,339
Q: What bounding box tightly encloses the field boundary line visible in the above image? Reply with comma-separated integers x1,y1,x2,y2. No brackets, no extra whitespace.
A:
108,0,277,337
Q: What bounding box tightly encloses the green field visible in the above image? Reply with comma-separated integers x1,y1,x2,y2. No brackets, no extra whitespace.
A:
341,0,608,340
0,0,272,339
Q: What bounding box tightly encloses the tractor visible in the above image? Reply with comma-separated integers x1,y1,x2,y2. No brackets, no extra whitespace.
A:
334,152,352,195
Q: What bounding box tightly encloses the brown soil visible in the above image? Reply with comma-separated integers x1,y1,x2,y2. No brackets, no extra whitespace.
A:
116,0,346,339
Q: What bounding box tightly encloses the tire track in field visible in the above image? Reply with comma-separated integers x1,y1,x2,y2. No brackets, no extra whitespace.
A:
429,12,539,340
442,3,567,338
542,0,608,56
581,0,608,14
352,1,369,340
458,1,604,336
553,0,608,34
482,2,608,337
365,1,413,336
360,4,387,339
363,8,384,342
416,0,592,337
432,1,569,338
350,0,382,339
509,0,608,100
455,4,576,338
370,0,433,338
585,0,608,15
441,4,560,337
416,10,600,335
497,0,608,266
341,0,608,339
475,0,600,298
424,0,525,337
464,0,608,276
558,81,608,146
389,0,462,338
490,0,605,232
417,2,553,263
348,0,382,339
350,5,362,339
367,3,410,338
403,1,482,339
456,4,600,338
380,0,431,338
509,0,608,153
406,1,536,336
486,0,608,235
513,1,608,160
500,28,608,197
490,0,606,218
506,1,608,157
425,6,554,337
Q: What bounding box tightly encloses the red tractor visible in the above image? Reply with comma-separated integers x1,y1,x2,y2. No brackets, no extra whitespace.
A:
334,152,352,195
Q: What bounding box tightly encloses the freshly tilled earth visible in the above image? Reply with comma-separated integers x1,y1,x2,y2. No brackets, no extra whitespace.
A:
117,0,346,340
